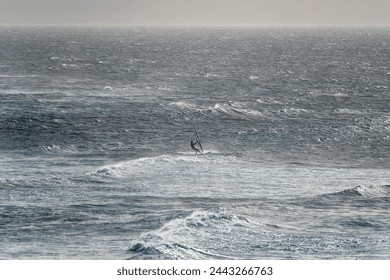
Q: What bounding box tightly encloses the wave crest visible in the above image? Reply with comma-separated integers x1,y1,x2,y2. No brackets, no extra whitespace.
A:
90,154,232,179
325,185,390,199
127,208,250,259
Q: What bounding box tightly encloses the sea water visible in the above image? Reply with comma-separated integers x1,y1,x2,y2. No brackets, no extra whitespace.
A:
0,26,389,259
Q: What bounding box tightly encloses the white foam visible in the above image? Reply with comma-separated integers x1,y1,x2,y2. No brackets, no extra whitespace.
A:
62,63,79,69
355,185,390,198
127,208,250,259
169,100,198,110
90,154,229,179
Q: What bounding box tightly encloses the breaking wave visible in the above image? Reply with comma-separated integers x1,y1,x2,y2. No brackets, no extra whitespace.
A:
90,154,233,179
321,185,390,199
127,208,250,259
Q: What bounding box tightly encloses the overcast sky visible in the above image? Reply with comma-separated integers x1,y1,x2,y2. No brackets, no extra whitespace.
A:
1,0,389,26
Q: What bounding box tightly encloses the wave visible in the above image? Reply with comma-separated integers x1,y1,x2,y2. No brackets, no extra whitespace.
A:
256,97,284,105
298,185,390,211
334,108,369,115
278,107,313,116
90,154,233,179
39,144,80,154
127,208,250,259
211,102,264,119
169,99,322,123
0,176,71,187
321,185,390,199
169,100,201,111
169,100,265,119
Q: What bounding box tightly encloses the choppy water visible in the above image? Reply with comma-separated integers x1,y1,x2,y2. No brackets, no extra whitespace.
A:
0,26,389,259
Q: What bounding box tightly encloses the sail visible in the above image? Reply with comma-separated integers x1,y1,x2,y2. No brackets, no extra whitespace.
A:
192,119,204,153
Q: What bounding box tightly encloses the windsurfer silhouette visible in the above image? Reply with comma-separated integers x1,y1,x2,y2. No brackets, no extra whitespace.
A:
190,140,202,155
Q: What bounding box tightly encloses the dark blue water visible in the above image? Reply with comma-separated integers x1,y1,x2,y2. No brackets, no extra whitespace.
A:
0,27,389,259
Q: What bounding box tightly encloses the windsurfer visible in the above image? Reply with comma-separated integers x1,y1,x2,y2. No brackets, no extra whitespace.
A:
190,140,202,155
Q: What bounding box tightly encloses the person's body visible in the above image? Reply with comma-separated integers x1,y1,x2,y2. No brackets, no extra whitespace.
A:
190,140,202,155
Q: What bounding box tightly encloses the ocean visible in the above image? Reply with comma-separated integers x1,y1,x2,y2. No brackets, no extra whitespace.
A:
0,26,389,259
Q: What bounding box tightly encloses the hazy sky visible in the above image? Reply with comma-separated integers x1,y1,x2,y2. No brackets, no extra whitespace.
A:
1,0,389,26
